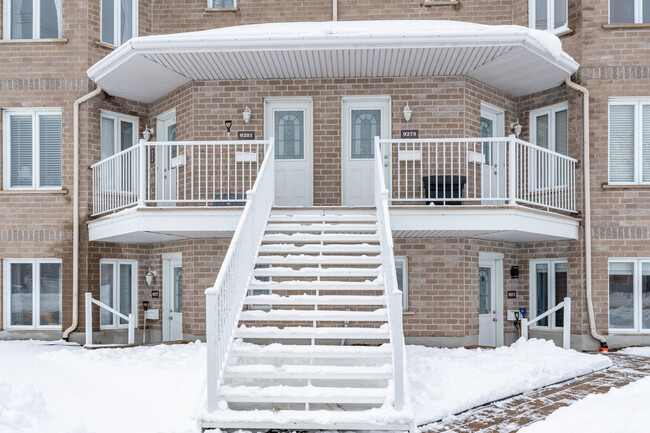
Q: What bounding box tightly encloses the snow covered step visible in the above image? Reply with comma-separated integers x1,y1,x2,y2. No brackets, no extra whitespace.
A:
253,266,381,278
256,255,381,265
218,384,387,404
234,326,390,340
239,309,388,322
262,233,379,243
268,214,377,223
248,281,383,291
230,343,393,359
259,243,382,254
244,294,386,306
265,223,378,232
223,364,392,380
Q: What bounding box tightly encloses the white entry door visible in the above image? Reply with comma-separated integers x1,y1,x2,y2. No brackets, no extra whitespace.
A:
341,97,391,206
480,104,506,204
157,109,177,202
264,99,313,206
163,257,182,341
478,260,497,347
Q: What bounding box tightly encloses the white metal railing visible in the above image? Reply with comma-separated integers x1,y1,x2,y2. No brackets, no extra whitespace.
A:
374,136,406,411
84,292,135,346
205,138,275,413
379,136,577,213
91,140,268,216
521,297,571,350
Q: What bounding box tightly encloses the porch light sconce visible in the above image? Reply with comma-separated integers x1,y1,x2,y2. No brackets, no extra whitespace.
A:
403,103,413,122
510,266,520,279
242,106,252,124
510,119,522,137
225,120,233,134
142,126,154,142
146,269,157,286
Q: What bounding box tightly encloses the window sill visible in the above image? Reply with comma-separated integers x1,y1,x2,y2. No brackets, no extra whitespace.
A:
94,40,117,51
204,7,239,12
0,189,67,195
556,28,574,38
602,23,650,30
421,1,459,6
602,183,650,190
0,38,68,45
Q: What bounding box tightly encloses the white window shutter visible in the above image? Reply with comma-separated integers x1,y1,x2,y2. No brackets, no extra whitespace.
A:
642,105,650,182
101,117,115,159
10,115,34,187
554,109,568,155
609,104,636,182
39,114,62,187
610,0,635,23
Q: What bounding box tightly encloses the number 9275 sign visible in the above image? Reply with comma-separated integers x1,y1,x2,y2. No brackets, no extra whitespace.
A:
400,129,419,139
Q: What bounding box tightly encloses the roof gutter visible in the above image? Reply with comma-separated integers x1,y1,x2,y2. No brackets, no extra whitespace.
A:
564,76,608,351
63,85,104,341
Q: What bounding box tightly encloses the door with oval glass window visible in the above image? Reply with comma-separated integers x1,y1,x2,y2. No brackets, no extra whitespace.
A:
163,257,182,342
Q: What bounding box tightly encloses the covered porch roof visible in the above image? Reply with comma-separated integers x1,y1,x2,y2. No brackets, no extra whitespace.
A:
88,20,579,104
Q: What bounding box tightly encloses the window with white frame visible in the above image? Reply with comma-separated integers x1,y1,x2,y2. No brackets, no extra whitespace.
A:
530,259,568,329
100,110,138,160
530,103,569,155
101,0,138,46
609,0,650,24
3,259,62,329
609,99,650,184
99,259,137,329
3,0,62,39
609,259,650,332
395,257,409,311
209,0,236,7
3,108,62,190
529,0,568,33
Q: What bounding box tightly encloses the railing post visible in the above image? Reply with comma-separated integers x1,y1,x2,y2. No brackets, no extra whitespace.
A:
391,291,405,411
521,317,528,340
206,291,218,413
85,292,92,346
563,297,571,349
138,139,146,207
508,134,517,206
127,313,135,345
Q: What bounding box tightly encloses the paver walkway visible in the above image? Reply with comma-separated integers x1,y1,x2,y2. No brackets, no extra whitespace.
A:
421,353,650,432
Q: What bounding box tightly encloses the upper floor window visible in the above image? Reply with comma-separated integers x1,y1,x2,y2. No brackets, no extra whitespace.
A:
530,102,568,155
100,110,138,160
609,99,650,184
209,0,235,7
529,0,568,33
610,0,650,24
2,108,62,190
3,0,62,39
101,0,138,46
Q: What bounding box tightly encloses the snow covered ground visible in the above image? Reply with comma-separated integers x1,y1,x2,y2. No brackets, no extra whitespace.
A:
0,338,610,433
619,346,650,357
518,376,650,433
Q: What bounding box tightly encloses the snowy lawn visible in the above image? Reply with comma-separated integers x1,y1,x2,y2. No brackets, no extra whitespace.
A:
618,346,650,357
518,376,650,433
0,338,610,432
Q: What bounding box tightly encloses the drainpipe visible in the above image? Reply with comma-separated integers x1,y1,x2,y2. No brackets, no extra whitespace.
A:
333,0,337,21
63,86,104,341
564,76,608,351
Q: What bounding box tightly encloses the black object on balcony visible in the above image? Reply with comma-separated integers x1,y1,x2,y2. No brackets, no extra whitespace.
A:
213,192,246,206
422,176,467,205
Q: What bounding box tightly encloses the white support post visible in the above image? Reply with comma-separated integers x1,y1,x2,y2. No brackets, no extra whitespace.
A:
391,291,405,411
127,313,135,345
563,297,571,349
508,135,517,206
85,292,92,346
521,317,528,340
138,139,146,207
206,291,218,413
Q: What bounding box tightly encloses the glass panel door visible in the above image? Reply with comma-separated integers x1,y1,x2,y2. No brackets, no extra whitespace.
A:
479,266,492,314
10,263,33,326
275,111,305,160
350,110,381,159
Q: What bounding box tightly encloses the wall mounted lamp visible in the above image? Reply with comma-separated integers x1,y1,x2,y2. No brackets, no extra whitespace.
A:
403,103,412,122
146,269,157,286
142,126,154,142
510,119,522,137
242,106,252,124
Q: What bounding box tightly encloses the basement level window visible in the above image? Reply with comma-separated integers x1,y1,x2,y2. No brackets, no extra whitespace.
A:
529,259,568,330
3,0,62,39
100,260,138,330
209,0,236,7
609,259,650,333
395,257,409,311
529,0,569,34
610,0,650,24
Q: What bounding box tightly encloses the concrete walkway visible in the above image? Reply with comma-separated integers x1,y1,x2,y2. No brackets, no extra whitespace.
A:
422,353,650,432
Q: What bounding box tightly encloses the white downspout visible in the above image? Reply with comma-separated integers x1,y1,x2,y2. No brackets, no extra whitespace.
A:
63,86,104,341
564,77,607,349
333,0,337,21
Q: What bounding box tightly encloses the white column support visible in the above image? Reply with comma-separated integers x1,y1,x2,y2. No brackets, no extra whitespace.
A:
508,134,517,206
85,292,93,346
563,297,571,350
138,139,146,207
521,317,528,340
127,313,135,345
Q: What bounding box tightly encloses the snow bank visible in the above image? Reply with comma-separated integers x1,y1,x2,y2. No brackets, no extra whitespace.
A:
408,338,611,426
518,376,650,433
618,346,650,357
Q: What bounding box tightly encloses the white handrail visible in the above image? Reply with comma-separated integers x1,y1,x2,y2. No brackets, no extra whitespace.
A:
521,297,571,350
374,136,406,411
84,292,135,346
205,139,275,413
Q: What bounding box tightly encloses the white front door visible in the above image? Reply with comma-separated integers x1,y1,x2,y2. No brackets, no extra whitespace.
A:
157,109,177,202
264,99,313,206
478,260,497,347
480,104,506,204
163,257,182,341
341,97,391,206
